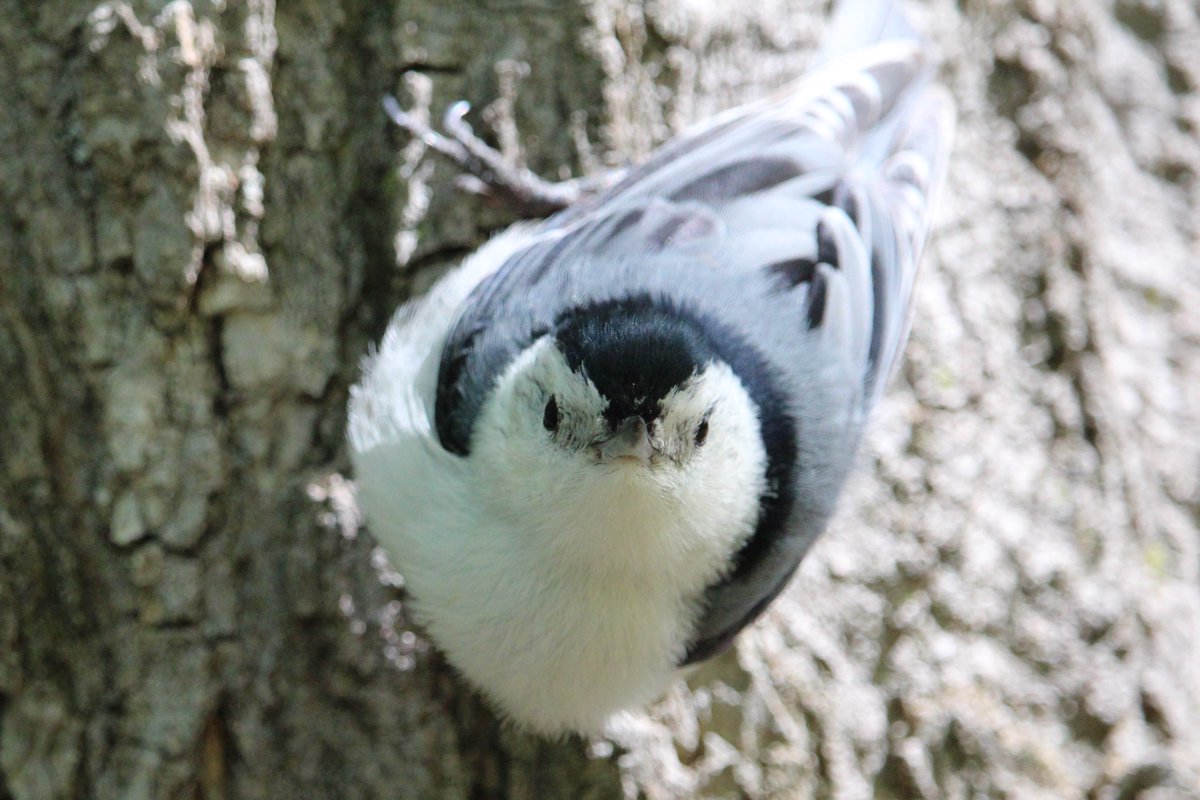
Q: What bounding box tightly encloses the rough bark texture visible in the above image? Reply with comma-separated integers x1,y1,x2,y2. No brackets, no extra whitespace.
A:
1,0,1197,798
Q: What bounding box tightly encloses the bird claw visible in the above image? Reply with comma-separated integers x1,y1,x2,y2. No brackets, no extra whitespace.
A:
383,94,620,219
441,100,474,140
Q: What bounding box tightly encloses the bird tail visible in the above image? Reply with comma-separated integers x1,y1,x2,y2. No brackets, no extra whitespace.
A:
814,0,921,67
810,0,943,170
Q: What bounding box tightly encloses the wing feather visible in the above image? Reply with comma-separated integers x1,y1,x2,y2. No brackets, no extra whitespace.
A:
429,1,954,661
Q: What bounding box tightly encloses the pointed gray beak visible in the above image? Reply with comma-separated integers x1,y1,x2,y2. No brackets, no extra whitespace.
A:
590,416,653,465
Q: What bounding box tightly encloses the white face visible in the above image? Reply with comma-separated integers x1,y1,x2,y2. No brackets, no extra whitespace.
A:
469,337,769,561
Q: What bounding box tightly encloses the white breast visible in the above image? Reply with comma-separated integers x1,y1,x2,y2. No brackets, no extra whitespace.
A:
348,227,767,734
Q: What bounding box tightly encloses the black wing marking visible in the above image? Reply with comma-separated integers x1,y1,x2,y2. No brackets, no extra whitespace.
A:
428,16,952,666
679,68,954,663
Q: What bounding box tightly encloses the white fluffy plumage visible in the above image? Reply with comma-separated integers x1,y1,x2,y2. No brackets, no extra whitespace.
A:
348,0,953,735
350,227,769,733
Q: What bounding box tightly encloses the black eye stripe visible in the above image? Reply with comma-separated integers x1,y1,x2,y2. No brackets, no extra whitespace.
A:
694,417,709,446
543,396,560,431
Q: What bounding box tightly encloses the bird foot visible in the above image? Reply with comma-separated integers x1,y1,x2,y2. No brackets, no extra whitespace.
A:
384,96,616,219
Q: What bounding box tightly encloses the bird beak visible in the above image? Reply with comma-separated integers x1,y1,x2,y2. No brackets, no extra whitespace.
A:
590,416,653,466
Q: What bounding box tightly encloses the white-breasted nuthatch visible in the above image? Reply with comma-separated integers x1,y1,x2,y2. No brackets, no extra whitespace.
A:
348,0,953,735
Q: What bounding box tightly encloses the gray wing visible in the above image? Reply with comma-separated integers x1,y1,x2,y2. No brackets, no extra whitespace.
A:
436,38,951,434
434,5,953,659
674,50,954,662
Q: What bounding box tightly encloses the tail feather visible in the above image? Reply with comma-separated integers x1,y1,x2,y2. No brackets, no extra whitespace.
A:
815,0,920,67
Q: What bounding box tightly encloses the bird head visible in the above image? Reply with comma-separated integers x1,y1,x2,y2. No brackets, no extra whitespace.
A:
469,297,769,556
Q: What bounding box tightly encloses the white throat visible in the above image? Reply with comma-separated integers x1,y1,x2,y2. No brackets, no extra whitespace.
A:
404,356,770,733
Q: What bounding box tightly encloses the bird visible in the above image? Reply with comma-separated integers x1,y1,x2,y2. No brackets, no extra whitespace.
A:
347,0,954,735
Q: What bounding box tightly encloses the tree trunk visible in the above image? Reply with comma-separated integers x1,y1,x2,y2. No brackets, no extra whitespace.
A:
1,0,1197,798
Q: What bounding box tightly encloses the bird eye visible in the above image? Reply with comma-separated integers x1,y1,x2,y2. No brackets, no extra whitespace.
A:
543,397,560,431
694,417,709,446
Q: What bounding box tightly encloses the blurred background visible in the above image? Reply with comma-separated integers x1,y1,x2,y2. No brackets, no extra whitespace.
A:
1,0,1197,797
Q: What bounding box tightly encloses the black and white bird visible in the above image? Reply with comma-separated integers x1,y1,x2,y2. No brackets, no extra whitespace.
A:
348,0,953,734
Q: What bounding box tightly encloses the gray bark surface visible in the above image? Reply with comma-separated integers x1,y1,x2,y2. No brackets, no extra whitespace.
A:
1,0,1197,798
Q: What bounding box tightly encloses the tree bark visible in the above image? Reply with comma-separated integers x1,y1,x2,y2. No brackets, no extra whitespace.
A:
1,0,1197,798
